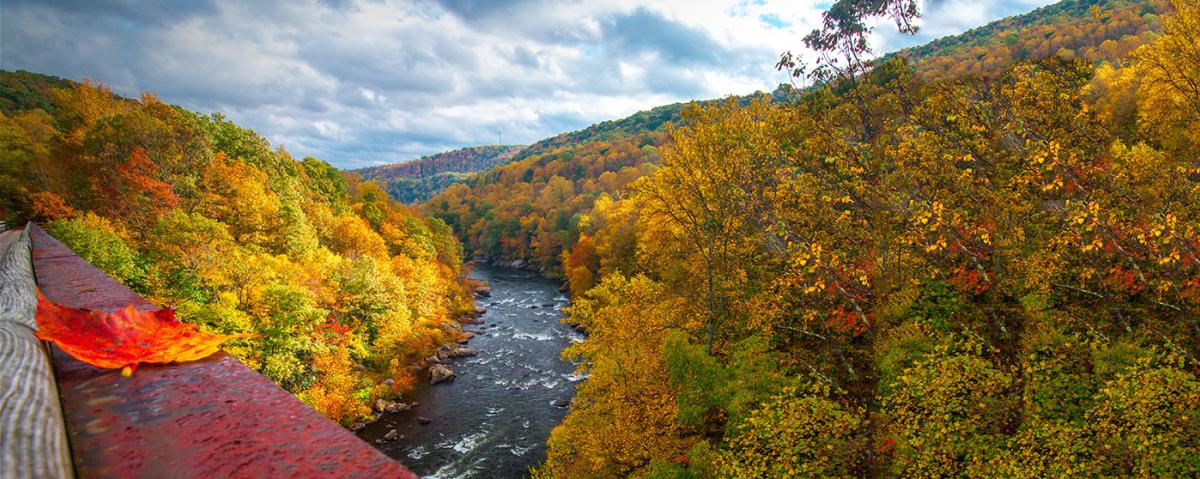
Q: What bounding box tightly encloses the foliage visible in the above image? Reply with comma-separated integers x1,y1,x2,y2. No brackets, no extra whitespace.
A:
714,385,861,478
422,128,666,276
883,341,1014,476
0,73,473,424
0,70,76,116
522,1,1200,476
540,274,698,477
894,0,1170,79
47,213,146,290
355,144,526,203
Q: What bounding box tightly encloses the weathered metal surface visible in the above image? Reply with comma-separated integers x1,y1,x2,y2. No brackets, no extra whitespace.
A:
30,225,418,479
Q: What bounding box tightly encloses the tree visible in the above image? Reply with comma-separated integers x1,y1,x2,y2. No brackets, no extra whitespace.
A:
636,100,776,353
47,213,146,290
779,0,921,84
1134,0,1200,151
542,274,698,478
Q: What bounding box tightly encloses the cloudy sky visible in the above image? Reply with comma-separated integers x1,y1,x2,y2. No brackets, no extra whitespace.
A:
1,0,1052,169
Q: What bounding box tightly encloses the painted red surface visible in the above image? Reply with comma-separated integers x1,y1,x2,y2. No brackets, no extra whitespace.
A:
30,225,417,479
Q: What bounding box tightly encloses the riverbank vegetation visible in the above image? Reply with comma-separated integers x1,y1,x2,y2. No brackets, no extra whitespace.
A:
0,74,475,424
424,0,1200,476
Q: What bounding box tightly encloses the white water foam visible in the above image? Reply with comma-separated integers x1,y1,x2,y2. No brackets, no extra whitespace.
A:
512,331,555,341
437,430,489,454
407,445,429,460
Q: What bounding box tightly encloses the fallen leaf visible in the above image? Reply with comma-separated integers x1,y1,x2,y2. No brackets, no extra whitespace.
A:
35,290,250,374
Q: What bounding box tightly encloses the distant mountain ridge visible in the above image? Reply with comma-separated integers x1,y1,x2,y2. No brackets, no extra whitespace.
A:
353,144,525,203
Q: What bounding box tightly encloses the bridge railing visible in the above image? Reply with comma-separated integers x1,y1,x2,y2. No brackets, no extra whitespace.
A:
1,224,417,479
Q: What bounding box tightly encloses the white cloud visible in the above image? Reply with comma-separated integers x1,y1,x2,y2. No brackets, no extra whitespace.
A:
0,0,1053,169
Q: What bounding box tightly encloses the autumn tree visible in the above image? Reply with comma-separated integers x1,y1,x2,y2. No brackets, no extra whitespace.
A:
541,274,698,477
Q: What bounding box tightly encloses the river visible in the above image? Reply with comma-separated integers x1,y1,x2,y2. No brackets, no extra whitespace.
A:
358,265,582,478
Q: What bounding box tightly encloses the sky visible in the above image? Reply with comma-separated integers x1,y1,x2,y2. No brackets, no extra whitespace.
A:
0,0,1054,169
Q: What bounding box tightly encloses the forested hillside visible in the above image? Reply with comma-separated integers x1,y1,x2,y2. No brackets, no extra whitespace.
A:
423,0,1170,280
425,0,1198,476
0,70,76,115
355,144,525,203
896,0,1171,78
421,93,796,276
0,72,475,425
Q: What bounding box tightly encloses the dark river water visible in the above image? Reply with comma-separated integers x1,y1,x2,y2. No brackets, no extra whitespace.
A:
358,265,582,478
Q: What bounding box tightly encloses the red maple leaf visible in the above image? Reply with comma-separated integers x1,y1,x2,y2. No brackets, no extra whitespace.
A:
35,290,250,376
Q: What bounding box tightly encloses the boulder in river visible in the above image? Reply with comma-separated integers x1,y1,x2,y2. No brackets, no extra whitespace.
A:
417,416,432,425
384,429,399,441
385,402,411,414
551,398,571,408
430,364,456,384
457,332,476,344
509,259,527,269
470,280,492,298
459,314,484,325
448,347,477,358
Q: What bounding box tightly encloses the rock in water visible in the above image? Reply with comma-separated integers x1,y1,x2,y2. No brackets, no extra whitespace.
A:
457,332,476,344
417,416,432,425
551,398,570,408
430,364,456,384
459,314,484,324
448,347,477,358
470,280,492,297
385,402,411,414
384,429,399,441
